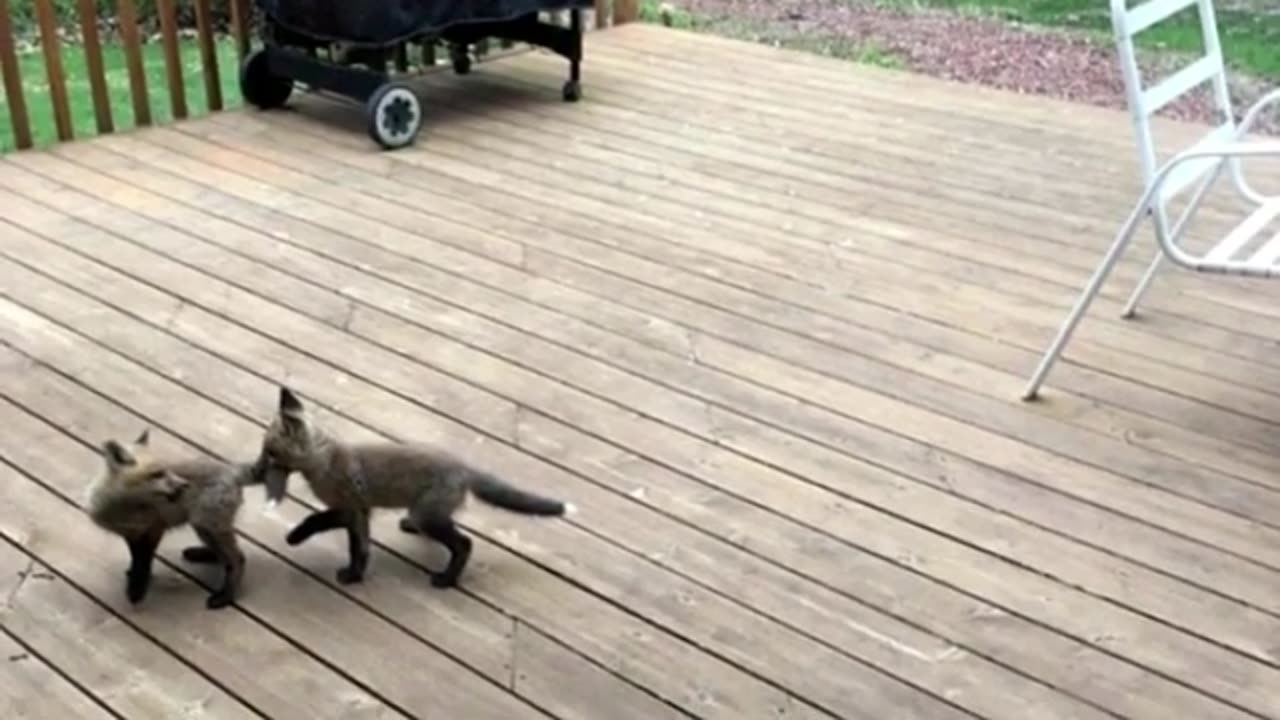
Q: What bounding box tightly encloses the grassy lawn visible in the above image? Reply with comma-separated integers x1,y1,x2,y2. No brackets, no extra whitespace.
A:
899,0,1279,77
636,0,908,68
641,0,1279,79
0,38,243,152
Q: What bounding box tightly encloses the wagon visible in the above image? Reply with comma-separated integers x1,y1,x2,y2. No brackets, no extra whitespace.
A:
239,0,594,149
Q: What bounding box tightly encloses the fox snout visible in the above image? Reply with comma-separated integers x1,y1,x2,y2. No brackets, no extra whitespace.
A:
251,453,292,504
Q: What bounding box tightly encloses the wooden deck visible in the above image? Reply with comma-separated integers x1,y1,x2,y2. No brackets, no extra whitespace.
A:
2,22,1280,720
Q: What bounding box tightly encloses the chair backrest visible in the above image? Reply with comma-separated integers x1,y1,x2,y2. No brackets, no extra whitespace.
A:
1111,0,1235,196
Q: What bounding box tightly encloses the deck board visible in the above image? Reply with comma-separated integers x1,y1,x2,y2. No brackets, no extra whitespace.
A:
173,109,1280,484
0,390,404,720
510,39,1280,362
2,23,1279,720
0,627,114,720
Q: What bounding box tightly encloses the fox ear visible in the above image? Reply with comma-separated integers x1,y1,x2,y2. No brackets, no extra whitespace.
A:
135,427,150,447
101,440,136,469
278,387,306,436
279,386,304,414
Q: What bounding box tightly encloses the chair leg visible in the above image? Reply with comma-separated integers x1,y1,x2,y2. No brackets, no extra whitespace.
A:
1120,204,1176,318
1023,210,1150,401
1121,250,1163,318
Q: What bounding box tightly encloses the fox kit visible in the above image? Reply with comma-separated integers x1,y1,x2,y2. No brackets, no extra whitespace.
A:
86,429,256,609
252,386,573,588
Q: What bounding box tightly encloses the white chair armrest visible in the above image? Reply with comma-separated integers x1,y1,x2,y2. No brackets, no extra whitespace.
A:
1170,141,1280,163
1150,141,1280,199
1157,137,1280,184
1133,140,1280,268
1239,88,1280,136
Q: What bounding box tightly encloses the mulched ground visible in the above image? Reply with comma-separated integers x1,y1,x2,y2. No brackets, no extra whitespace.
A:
661,0,1279,134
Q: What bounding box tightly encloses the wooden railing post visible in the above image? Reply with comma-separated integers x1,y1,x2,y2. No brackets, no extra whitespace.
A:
34,0,73,142
116,0,152,127
0,0,32,149
614,0,639,24
155,0,187,120
194,0,222,111
229,0,251,60
76,0,113,134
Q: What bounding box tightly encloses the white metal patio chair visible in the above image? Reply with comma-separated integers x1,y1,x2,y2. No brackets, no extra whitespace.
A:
1022,0,1280,401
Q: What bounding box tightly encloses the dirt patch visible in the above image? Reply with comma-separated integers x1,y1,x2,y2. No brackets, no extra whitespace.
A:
658,0,1279,134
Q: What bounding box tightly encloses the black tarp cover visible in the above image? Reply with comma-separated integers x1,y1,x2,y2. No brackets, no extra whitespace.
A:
256,0,595,46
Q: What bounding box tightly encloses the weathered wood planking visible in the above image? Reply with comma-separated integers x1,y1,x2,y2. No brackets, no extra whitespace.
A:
1,24,1278,720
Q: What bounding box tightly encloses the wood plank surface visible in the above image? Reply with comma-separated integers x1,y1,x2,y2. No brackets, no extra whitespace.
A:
183,104,1280,486
0,191,948,720
0,396,403,719
0,274,692,719
0,539,258,719
2,24,1279,720
0,626,113,720
56,124,1280,658
165,105,1280,527
0,150,1226,720
562,34,1280,338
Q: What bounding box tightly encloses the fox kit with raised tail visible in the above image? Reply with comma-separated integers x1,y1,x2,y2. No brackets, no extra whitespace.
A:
252,386,573,588
86,429,257,609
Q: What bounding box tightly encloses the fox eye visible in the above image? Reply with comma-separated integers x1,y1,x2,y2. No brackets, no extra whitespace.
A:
147,470,167,481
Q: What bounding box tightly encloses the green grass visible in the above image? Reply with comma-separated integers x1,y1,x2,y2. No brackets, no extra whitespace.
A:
882,0,1278,78
640,0,1279,79
0,38,243,152
638,0,906,67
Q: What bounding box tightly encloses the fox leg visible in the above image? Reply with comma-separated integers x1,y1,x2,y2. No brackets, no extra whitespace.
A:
181,538,220,564
337,509,371,585
422,520,471,588
285,508,346,545
194,526,244,610
407,486,471,588
124,526,164,604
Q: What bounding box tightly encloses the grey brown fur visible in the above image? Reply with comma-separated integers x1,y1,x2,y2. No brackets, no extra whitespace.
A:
252,386,573,588
86,428,257,610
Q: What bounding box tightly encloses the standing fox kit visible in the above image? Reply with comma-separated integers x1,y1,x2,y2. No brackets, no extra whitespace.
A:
252,386,573,588
86,429,253,609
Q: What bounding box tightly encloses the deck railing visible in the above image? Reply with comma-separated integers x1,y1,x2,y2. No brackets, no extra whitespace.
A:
0,0,637,152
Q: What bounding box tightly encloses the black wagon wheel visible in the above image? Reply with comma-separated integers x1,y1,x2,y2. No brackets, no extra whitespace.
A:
239,49,294,110
365,82,423,150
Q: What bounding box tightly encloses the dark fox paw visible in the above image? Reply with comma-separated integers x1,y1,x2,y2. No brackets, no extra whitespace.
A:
285,527,311,546
397,517,420,534
205,591,234,610
336,567,364,585
430,572,459,589
182,546,220,564
125,575,149,604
